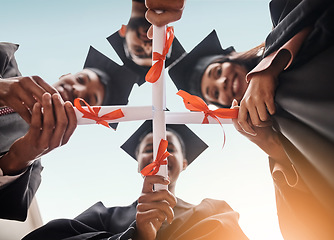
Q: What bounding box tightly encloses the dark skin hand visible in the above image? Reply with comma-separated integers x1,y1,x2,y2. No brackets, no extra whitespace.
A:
232,99,291,164
0,93,77,175
238,50,291,136
0,76,58,123
145,0,185,39
134,175,177,240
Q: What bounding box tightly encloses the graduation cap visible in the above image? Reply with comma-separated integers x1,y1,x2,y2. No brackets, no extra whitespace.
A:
168,30,235,100
121,120,208,165
83,46,138,106
107,29,185,86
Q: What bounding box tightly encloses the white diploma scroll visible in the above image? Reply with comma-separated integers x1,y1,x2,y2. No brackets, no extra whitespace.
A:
165,112,233,124
75,106,234,125
75,106,153,125
152,23,168,191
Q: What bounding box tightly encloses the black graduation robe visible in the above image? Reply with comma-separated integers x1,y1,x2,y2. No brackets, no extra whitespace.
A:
0,42,43,221
263,0,334,239
266,0,334,142
22,198,248,240
0,42,21,78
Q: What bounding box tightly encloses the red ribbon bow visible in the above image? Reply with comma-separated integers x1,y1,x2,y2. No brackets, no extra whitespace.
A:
145,26,175,83
176,90,238,123
176,90,239,147
74,98,124,128
141,139,171,176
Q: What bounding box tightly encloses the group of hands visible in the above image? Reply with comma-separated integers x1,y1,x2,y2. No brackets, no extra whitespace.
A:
1,1,285,239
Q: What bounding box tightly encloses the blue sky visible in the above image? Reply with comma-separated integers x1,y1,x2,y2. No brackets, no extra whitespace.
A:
2,1,284,239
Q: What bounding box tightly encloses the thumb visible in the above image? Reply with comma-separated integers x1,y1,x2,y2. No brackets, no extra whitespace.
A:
231,99,240,128
147,26,153,39
231,99,239,109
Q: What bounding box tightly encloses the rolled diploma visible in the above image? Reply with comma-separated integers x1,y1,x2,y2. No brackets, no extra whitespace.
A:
165,112,233,124
152,22,168,191
75,105,153,125
75,106,235,125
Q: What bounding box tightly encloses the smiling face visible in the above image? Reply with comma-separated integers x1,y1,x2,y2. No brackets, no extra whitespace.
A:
136,131,188,190
54,69,105,106
125,17,152,67
201,61,249,107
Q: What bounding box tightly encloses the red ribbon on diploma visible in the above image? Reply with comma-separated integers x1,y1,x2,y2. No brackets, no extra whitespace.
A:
176,90,238,123
176,90,239,147
141,139,171,176
145,26,175,83
74,98,124,128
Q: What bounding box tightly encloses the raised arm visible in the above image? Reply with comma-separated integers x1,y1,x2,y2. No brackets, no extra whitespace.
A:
0,92,77,176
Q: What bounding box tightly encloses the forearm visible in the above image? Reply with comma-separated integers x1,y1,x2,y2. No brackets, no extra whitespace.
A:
247,27,312,82
251,130,288,163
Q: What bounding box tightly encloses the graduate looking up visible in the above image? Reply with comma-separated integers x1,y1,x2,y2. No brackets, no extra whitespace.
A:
54,46,137,107
107,0,185,86
168,30,264,108
23,120,248,240
0,44,136,221
0,42,77,221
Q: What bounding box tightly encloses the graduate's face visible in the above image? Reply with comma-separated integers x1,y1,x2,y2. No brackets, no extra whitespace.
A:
125,17,152,67
137,131,187,185
201,61,249,106
54,69,105,106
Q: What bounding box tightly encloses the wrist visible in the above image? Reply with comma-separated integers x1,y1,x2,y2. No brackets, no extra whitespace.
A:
251,129,284,159
0,151,30,175
133,230,145,240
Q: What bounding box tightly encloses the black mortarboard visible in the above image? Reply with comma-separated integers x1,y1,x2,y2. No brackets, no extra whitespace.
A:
121,120,208,165
107,30,185,86
168,30,235,99
83,46,138,106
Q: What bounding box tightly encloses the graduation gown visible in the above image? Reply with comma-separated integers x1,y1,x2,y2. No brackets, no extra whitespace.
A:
0,42,21,78
263,0,334,239
22,198,248,240
269,131,334,240
266,0,334,142
0,110,43,222
0,42,43,221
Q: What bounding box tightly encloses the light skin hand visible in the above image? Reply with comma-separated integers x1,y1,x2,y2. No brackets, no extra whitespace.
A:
238,49,291,136
145,0,185,39
134,175,177,240
232,99,286,160
0,76,58,123
0,93,77,175
238,69,277,136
